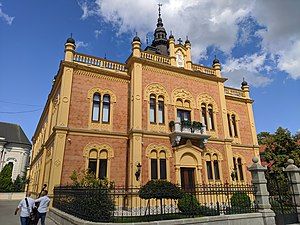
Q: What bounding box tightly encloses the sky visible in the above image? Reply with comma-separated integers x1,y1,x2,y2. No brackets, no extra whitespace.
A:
0,0,299,141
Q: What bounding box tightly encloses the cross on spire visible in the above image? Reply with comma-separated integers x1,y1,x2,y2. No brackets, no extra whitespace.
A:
178,38,183,44
158,3,162,18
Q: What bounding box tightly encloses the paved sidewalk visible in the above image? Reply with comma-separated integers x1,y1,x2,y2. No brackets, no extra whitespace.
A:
0,200,57,225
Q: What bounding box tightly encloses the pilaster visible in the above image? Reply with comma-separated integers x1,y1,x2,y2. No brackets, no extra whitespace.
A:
169,37,176,66
48,130,67,195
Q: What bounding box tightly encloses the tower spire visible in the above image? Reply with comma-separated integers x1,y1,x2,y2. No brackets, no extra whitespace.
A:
150,3,168,55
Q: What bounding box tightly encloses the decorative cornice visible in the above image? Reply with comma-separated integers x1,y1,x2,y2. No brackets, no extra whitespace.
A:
225,95,254,103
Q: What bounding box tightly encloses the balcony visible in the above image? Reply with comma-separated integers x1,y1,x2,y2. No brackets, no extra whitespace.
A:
169,121,210,147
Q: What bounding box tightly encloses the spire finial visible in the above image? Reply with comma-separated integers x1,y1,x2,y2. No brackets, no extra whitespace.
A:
70,33,73,38
178,38,183,44
158,3,162,18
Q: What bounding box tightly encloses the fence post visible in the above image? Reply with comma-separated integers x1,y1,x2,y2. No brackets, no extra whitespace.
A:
284,159,300,222
248,156,275,225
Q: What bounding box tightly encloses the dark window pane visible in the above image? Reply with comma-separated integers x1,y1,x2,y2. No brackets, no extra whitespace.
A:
158,100,164,124
177,109,191,122
206,161,213,180
92,93,101,121
88,159,97,176
238,158,244,181
201,106,208,130
150,96,156,123
99,159,107,179
102,94,110,123
213,160,220,180
151,159,158,179
227,114,232,137
232,115,238,137
208,107,214,130
160,159,167,179
233,157,238,180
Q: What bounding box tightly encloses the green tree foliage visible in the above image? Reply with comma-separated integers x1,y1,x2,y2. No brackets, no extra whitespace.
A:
0,163,13,192
258,127,300,171
12,175,26,192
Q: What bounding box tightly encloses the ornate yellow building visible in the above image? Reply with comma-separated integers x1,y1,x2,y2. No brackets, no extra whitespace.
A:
28,10,259,195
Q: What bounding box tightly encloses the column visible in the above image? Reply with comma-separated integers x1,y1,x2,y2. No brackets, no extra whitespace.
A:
284,159,300,222
248,157,276,225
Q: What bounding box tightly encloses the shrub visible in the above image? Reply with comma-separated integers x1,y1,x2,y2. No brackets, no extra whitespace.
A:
139,180,183,200
56,170,115,222
230,192,251,208
178,193,219,216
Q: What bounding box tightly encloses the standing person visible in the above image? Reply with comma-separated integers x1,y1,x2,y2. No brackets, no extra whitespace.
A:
14,192,35,225
34,190,50,225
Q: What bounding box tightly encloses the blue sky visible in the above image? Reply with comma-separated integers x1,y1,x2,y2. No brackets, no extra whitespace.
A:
0,0,299,140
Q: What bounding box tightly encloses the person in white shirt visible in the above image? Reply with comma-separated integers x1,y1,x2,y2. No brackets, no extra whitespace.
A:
34,190,50,225
14,192,35,225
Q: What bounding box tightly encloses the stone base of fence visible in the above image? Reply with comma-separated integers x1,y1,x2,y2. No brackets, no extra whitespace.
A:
49,207,269,225
0,192,25,200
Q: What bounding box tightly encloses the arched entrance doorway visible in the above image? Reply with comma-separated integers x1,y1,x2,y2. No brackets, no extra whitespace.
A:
173,140,203,191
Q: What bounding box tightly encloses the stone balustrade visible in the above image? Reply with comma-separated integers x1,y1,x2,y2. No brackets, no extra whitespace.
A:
73,53,127,72
141,52,171,65
224,87,244,98
192,64,216,75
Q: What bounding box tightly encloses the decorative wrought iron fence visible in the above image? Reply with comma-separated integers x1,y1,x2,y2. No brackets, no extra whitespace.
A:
53,183,257,223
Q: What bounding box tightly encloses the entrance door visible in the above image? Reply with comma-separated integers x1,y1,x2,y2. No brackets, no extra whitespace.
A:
180,168,195,192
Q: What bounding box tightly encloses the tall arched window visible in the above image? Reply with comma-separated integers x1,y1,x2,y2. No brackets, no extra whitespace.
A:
232,115,238,137
205,154,213,180
150,94,156,123
158,96,165,124
99,150,108,179
212,154,220,180
150,150,167,180
149,94,165,124
237,158,244,181
201,103,208,130
208,104,215,130
92,93,101,121
88,149,97,175
102,94,110,123
227,113,233,137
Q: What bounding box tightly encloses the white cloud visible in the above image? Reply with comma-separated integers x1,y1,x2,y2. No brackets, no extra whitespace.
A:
76,41,89,49
223,53,272,88
0,3,14,25
77,0,300,81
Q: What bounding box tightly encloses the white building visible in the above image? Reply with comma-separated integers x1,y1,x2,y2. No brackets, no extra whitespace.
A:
0,122,31,180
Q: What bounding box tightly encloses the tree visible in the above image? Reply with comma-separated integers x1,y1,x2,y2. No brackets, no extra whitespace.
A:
0,163,13,192
258,127,300,173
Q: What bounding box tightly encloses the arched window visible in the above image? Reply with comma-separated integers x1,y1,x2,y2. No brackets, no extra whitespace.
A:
212,154,220,180
208,104,215,130
227,113,232,137
149,94,165,124
150,94,156,123
150,150,167,180
102,94,110,123
205,154,213,180
232,115,238,137
206,153,221,181
201,103,208,130
88,149,97,176
158,96,165,124
92,93,100,121
237,158,244,181
99,150,108,179
87,149,108,179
